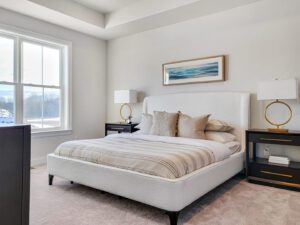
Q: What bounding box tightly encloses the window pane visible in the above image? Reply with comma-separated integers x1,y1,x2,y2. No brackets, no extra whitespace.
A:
0,84,15,124
43,88,60,128
24,86,43,128
0,37,14,82
23,42,42,85
43,47,60,86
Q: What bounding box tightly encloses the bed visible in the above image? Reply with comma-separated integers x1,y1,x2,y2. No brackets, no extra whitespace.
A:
47,91,250,225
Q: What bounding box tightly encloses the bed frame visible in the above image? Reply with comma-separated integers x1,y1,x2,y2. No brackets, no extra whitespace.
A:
47,92,250,225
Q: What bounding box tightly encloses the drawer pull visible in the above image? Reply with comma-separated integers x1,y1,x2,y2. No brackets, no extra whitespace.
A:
260,138,292,142
112,128,124,131
260,170,293,178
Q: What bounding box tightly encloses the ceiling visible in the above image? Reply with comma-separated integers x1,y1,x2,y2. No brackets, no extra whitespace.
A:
0,0,263,40
72,0,140,14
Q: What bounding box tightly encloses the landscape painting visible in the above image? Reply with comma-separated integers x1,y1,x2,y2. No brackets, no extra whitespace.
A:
163,55,225,85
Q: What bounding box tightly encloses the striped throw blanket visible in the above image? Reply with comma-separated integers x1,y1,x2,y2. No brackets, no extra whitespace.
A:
54,134,233,179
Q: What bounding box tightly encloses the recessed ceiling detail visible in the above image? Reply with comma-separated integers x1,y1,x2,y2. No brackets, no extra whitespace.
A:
72,0,140,14
0,0,262,40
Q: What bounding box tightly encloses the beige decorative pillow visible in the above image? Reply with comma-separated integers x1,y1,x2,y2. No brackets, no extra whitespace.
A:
177,113,210,139
205,119,233,132
150,111,179,137
205,131,236,143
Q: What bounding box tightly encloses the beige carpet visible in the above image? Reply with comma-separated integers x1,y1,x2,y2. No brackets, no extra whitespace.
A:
31,166,300,225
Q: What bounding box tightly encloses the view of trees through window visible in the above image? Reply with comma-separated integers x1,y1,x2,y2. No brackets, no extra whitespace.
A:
0,33,65,130
23,87,60,128
0,36,15,124
0,85,14,124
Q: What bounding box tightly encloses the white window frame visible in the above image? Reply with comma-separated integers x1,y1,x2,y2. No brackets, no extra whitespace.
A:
0,24,72,137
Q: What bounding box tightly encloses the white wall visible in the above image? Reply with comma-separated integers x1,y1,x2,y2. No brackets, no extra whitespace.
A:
107,0,300,160
0,8,107,165
107,0,300,126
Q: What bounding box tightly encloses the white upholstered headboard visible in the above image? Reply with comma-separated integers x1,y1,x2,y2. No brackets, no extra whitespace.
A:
143,92,250,149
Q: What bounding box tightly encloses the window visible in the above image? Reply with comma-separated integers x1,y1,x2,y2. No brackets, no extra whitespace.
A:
0,29,70,133
22,42,62,129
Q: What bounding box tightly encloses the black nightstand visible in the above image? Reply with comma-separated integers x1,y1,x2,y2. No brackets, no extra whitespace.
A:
246,129,300,191
105,122,139,136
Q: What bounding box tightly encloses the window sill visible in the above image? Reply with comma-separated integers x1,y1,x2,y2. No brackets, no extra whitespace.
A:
32,129,73,138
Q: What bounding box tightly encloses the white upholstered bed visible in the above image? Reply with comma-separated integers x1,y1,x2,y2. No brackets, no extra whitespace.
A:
47,91,250,225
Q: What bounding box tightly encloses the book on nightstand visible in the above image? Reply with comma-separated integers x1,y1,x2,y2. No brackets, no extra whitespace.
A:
268,156,290,165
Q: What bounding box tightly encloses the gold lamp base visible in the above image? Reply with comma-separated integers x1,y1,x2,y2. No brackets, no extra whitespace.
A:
267,128,289,133
265,99,292,133
120,103,132,123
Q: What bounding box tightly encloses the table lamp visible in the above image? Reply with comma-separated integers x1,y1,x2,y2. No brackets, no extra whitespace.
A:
257,78,298,133
114,90,137,123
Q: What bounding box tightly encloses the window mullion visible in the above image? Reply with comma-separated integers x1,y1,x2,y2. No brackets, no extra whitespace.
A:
15,84,23,124
14,36,18,83
18,83,61,89
60,48,65,129
41,46,44,86
42,87,44,128
41,46,44,128
15,37,23,124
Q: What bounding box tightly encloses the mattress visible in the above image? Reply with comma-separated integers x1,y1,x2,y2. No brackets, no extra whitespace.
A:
54,133,237,179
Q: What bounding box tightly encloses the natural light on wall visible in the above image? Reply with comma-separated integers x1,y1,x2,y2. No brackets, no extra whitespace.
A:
0,28,71,133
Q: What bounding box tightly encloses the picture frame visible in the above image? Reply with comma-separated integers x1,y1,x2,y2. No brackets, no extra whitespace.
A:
162,55,225,86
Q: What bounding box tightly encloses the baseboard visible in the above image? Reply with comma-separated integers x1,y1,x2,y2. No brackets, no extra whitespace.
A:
31,156,46,167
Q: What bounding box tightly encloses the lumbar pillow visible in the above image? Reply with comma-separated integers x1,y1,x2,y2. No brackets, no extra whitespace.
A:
205,131,236,143
177,113,210,139
205,119,233,132
136,113,153,134
150,111,179,137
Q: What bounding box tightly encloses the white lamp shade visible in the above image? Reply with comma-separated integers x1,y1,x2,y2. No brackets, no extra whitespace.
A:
114,90,137,104
257,79,298,100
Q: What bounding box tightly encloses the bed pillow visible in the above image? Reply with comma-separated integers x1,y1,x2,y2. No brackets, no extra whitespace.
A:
136,113,153,134
150,111,179,137
205,131,236,143
177,113,210,139
225,141,241,154
205,119,233,132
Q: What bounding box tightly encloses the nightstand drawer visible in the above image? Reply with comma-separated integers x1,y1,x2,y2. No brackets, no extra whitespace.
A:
105,123,139,136
248,133,299,145
249,163,300,184
106,124,130,132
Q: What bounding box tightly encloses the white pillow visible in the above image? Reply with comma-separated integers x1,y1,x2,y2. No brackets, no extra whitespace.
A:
136,113,153,134
205,131,236,143
225,141,241,154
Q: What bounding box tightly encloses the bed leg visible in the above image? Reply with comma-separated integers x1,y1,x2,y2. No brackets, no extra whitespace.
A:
48,175,54,186
167,211,179,225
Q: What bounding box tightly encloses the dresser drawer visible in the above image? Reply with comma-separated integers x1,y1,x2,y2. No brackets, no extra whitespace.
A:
249,163,300,184
248,133,300,145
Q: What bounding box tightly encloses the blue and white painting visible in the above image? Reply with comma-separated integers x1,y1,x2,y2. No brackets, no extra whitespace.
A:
163,56,224,85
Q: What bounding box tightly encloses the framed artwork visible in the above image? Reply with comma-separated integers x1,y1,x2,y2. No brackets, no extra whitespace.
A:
162,55,225,86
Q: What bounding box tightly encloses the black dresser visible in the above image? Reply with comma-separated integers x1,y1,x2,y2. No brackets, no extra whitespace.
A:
0,125,31,225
